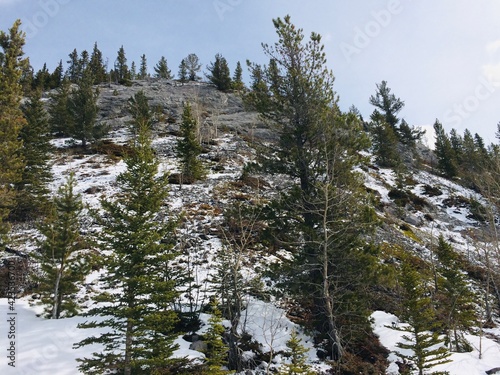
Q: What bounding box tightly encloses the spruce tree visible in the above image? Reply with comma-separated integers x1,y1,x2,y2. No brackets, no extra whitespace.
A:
114,45,131,85
0,19,28,242
178,58,188,82
66,48,80,82
433,120,458,178
434,235,477,352
88,42,107,84
67,74,107,148
48,77,73,136
138,53,148,79
395,259,451,375
76,113,180,375
206,53,232,91
279,330,315,375
232,61,244,91
176,103,206,183
203,301,229,374
35,173,88,319
12,90,53,221
154,56,172,79
50,59,64,88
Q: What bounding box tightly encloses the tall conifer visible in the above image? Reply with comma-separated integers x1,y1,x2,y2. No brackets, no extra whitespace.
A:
176,103,206,183
35,173,88,319
76,100,180,375
12,90,53,220
0,19,28,241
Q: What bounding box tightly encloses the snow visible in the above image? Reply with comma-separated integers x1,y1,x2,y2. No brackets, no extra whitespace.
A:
372,311,500,375
4,111,500,373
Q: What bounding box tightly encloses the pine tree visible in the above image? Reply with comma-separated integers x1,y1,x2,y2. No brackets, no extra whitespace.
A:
12,90,53,221
178,58,188,82
67,75,108,148
232,61,244,91
434,235,477,352
154,56,172,79
433,120,458,178
395,259,451,375
279,330,315,375
370,113,401,168
206,53,232,91
369,80,404,131
76,113,180,375
246,15,377,362
184,53,202,81
35,173,88,319
138,53,148,79
48,77,73,136
0,19,28,242
176,103,206,183
203,301,229,374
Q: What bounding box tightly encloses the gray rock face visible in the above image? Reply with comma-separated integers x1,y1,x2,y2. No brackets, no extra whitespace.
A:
95,80,273,142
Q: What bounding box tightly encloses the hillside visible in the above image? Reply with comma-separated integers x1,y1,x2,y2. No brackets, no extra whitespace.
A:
2,80,500,375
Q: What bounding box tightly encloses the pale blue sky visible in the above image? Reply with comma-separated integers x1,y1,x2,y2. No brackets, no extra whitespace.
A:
1,0,500,144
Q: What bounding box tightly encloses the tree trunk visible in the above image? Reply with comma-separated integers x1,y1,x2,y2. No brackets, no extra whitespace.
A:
124,319,133,375
51,265,63,319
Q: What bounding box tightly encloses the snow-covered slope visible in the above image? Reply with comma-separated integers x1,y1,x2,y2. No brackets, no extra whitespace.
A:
2,81,500,374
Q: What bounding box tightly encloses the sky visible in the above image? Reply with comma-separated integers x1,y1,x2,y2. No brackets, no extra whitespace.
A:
1,0,500,145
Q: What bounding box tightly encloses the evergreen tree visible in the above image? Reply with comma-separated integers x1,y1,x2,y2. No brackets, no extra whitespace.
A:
79,50,90,78
114,45,131,85
395,259,451,375
88,42,107,84
232,61,244,91
12,90,53,221
206,53,232,91
35,173,88,319
33,63,50,91
50,59,64,88
434,235,477,352
176,103,206,182
184,53,202,81
203,301,229,374
370,113,401,168
76,111,180,375
178,58,188,82
66,48,79,82
130,61,137,80
154,56,172,79
127,90,152,131
138,53,148,79
433,120,458,178
369,80,404,130
449,128,464,166
398,119,425,148
246,16,377,362
48,77,73,136
0,19,28,242
279,330,315,375
67,75,107,148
